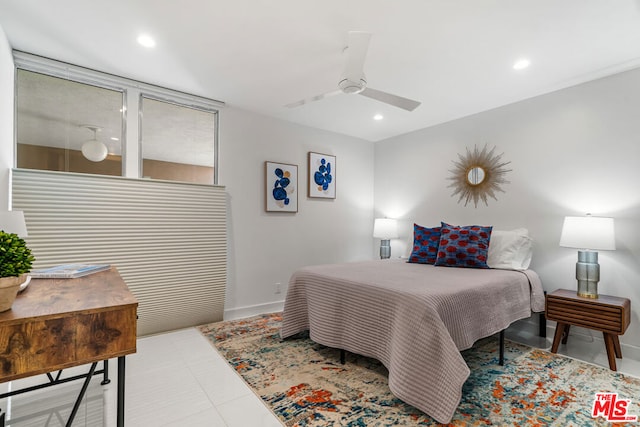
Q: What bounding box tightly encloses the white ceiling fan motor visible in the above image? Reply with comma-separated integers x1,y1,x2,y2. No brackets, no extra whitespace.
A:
338,74,367,94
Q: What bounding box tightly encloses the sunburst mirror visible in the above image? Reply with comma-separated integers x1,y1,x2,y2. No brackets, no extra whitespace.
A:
447,144,512,208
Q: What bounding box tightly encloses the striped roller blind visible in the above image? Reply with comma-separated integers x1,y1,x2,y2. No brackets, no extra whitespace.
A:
11,168,227,336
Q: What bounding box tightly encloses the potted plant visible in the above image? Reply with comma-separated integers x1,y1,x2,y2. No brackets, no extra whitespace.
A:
0,230,35,312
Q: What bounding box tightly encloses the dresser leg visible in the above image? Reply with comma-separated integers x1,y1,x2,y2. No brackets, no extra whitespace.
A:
613,335,622,359
561,325,570,344
603,333,617,371
551,323,567,353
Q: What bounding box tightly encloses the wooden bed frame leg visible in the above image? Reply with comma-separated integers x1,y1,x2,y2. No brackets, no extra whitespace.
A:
340,349,346,365
499,330,505,366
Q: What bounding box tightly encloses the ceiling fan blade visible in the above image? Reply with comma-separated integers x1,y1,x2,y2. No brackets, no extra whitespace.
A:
359,87,421,111
343,31,371,81
285,90,342,108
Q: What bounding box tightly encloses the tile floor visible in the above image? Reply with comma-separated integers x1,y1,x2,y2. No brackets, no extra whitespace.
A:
1,318,639,426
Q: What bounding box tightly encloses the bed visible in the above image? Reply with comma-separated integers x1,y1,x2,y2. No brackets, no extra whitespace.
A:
280,258,545,424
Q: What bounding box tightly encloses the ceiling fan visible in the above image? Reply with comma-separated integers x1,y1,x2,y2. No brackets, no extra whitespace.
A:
285,31,421,112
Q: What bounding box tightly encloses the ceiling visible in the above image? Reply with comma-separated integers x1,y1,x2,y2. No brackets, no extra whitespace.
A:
1,0,640,142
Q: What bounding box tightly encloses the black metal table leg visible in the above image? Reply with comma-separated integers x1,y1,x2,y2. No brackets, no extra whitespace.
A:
539,311,547,338
117,356,126,427
101,359,111,385
540,290,547,338
65,362,97,427
0,360,113,426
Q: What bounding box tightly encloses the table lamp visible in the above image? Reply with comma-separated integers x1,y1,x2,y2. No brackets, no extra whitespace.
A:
0,211,28,237
559,215,615,298
373,218,398,259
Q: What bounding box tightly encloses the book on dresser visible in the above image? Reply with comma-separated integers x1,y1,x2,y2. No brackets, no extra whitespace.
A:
30,263,111,279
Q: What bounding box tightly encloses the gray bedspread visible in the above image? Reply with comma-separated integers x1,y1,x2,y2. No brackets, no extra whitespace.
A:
280,259,545,424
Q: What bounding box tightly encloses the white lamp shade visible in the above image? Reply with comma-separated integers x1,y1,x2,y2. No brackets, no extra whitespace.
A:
559,216,615,250
82,139,108,162
373,218,398,239
0,211,28,237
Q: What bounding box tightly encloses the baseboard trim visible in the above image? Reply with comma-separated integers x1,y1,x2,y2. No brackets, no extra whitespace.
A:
224,300,284,321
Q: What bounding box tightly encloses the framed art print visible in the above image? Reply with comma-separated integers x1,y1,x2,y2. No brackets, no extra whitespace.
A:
308,152,336,199
265,161,298,212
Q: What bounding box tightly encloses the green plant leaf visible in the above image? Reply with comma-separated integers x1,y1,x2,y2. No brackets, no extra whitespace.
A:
0,231,35,277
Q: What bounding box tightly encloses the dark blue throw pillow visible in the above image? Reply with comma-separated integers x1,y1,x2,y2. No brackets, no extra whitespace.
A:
408,224,442,265
434,222,492,268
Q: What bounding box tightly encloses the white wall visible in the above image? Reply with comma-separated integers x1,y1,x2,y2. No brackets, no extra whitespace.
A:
219,107,374,318
0,21,375,319
375,67,640,349
0,25,13,210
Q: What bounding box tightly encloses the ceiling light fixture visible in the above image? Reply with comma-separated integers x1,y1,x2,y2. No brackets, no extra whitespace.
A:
373,114,384,121
80,125,108,162
137,34,156,48
513,58,530,70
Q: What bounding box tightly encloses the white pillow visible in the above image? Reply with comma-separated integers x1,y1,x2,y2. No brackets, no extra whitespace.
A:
487,228,533,270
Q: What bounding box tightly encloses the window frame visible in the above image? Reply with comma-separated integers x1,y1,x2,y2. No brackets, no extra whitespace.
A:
138,93,220,185
13,50,223,184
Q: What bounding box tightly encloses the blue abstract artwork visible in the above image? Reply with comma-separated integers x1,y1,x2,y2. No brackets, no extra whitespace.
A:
265,162,297,212
308,152,336,198
273,168,291,205
313,158,332,191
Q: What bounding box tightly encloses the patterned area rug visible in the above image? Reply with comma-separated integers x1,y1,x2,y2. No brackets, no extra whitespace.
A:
198,313,640,426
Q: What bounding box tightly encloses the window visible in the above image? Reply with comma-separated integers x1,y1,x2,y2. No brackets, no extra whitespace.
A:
16,69,124,176
12,54,227,336
140,96,217,185
14,52,222,184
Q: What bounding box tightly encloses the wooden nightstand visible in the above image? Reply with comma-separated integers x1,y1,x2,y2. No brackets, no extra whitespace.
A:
545,289,630,371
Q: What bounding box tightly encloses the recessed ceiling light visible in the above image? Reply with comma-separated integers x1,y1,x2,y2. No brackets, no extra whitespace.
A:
137,34,156,48
110,137,120,141
373,114,384,121
513,58,530,70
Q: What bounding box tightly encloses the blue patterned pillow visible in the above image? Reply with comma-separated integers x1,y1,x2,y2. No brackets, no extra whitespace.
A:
434,222,492,268
408,224,442,264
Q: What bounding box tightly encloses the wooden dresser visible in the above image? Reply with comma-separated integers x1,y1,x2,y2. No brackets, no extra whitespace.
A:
0,267,138,426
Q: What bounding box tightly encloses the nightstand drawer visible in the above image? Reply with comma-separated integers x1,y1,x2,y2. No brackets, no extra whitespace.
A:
545,289,630,334
546,300,623,332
